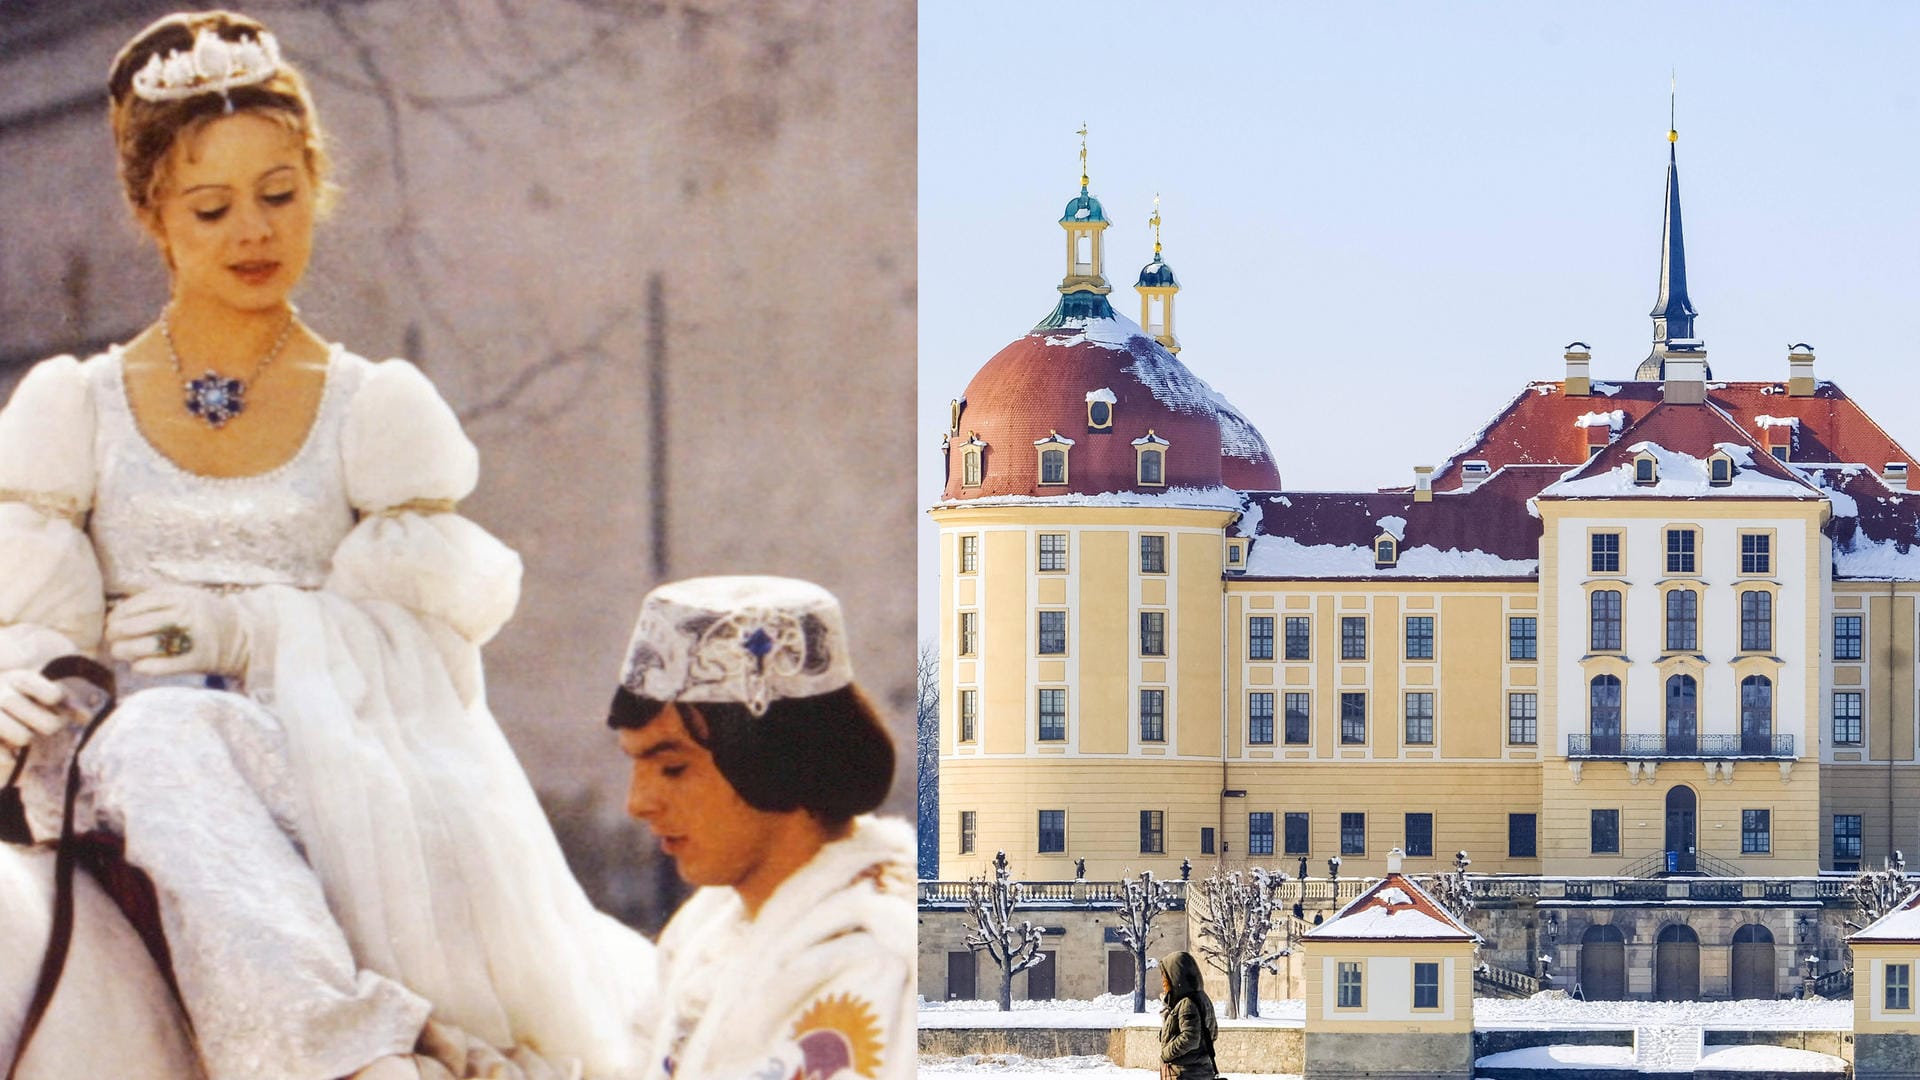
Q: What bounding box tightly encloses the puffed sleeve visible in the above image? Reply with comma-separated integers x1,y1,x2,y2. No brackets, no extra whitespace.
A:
0,355,104,669
324,358,521,646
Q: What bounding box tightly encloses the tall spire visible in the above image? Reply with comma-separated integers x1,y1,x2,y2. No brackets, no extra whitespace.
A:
1136,193,1180,352
1037,125,1116,329
1637,74,1703,380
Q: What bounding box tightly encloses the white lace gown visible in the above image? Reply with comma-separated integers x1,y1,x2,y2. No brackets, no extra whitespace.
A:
0,346,655,1080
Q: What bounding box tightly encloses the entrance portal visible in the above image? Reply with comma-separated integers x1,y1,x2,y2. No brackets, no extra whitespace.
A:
1655,924,1701,1001
1579,924,1627,1001
1665,786,1698,873
1731,924,1776,1000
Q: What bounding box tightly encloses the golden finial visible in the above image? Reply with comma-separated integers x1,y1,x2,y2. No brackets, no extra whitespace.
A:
1668,70,1678,143
1077,122,1089,190
1150,193,1163,257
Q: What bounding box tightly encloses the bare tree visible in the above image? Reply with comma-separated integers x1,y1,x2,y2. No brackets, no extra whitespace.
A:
1845,851,1914,934
1114,870,1180,1013
1193,869,1287,1019
964,851,1047,1011
916,639,938,878
1427,849,1476,924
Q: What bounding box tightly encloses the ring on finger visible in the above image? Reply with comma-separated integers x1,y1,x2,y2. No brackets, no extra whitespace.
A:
154,623,194,658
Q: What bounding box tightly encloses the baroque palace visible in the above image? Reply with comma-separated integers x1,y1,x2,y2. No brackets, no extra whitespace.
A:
925,130,1920,1003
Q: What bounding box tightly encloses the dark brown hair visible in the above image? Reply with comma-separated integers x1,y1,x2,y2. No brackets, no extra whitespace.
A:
107,10,332,225
609,684,895,824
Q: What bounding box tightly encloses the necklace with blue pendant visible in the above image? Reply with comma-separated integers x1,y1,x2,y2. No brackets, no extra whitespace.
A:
162,308,296,429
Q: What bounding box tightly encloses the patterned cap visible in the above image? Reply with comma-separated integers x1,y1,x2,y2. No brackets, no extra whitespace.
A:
618,576,854,717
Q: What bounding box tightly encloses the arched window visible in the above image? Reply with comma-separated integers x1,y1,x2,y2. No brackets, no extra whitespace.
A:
1665,589,1698,651
1139,449,1164,485
1590,589,1622,651
1665,674,1697,754
1741,675,1773,754
1709,453,1733,486
1590,674,1622,754
962,448,982,487
1040,448,1067,485
1635,454,1657,485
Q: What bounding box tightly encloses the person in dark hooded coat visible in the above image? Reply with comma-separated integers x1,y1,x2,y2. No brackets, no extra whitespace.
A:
1158,950,1219,1079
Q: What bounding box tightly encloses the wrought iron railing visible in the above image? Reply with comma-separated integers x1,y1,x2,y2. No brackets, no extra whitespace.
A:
916,879,1188,909
1567,732,1795,759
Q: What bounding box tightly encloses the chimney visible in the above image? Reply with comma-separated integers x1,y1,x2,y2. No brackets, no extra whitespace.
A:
1663,350,1708,405
1413,466,1433,502
1460,460,1491,492
1788,343,1816,397
1386,847,1405,874
1564,342,1592,397
1884,462,1909,490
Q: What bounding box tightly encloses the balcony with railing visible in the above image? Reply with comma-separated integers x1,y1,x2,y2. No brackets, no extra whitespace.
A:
1566,732,1795,760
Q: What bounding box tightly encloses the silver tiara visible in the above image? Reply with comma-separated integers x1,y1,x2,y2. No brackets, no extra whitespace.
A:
131,27,282,104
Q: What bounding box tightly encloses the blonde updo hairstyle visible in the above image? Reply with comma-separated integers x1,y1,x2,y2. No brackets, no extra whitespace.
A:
107,10,335,236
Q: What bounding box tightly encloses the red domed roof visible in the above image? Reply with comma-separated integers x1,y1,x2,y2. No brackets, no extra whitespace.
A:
943,310,1281,501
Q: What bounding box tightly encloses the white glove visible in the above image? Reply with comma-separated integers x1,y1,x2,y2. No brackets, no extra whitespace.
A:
0,668,67,770
104,585,253,678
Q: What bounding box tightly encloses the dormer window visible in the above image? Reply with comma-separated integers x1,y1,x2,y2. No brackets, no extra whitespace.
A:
1634,453,1658,486
1035,431,1074,486
1086,389,1116,433
1134,430,1169,487
1226,540,1245,568
1460,460,1491,491
960,434,986,487
1374,535,1398,568
1708,451,1734,487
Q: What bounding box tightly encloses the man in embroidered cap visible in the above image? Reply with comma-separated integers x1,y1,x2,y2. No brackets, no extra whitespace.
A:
608,576,914,1080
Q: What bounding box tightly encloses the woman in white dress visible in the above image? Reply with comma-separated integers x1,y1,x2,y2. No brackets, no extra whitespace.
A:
0,11,652,1079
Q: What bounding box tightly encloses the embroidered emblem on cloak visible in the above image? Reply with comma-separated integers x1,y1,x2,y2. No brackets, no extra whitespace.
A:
789,993,883,1078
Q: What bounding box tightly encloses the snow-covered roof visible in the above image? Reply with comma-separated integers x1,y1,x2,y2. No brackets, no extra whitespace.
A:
1303,872,1478,943
934,485,1244,513
1848,885,1920,943
1542,441,1820,500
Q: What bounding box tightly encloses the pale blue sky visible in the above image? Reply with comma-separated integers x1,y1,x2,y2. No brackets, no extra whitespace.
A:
918,2,1920,639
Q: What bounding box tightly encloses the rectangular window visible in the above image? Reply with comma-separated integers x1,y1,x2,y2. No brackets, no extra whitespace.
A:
1590,589,1622,651
1404,692,1434,745
1139,534,1166,574
1591,531,1621,574
1741,532,1772,575
1413,962,1441,1010
1590,809,1619,854
1508,693,1538,745
1037,688,1066,741
1742,809,1771,854
1140,810,1165,854
959,689,977,742
1341,812,1366,855
1038,532,1068,572
1249,812,1274,856
1284,692,1311,745
959,534,979,574
1405,812,1433,858
1889,964,1913,1012
1340,693,1367,745
1340,616,1367,660
1200,827,1215,855
1835,814,1863,864
1284,812,1310,855
959,611,979,656
1248,692,1275,745
1836,615,1864,661
1139,611,1166,656
1336,961,1363,1009
1404,616,1434,660
1139,689,1166,743
1248,616,1275,660
1038,610,1067,655
1509,813,1538,858
1834,692,1863,746
1666,588,1698,651
1509,616,1537,660
1666,528,1696,574
1285,616,1311,660
1038,809,1065,853
959,810,976,854
1740,590,1773,652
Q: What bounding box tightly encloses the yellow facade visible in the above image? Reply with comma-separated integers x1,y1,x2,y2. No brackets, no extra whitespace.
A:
1302,938,1475,1034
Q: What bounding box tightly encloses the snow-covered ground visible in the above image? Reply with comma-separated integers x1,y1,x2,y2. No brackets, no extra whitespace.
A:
920,994,1302,1028
916,1056,1298,1080
1473,995,1851,1030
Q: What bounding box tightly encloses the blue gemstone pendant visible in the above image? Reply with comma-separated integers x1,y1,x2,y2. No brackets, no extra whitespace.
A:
184,370,246,427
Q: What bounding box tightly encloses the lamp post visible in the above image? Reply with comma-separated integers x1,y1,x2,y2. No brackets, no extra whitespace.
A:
1538,911,1560,986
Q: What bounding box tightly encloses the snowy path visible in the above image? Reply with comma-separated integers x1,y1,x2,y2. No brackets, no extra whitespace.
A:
917,1056,1297,1079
